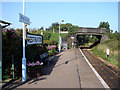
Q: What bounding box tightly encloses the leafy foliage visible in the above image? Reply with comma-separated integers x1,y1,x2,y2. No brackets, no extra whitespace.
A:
43,31,51,40
46,22,78,35
2,29,48,80
2,29,22,79
98,21,120,40
106,31,120,40
99,21,110,29
44,40,58,45
89,36,99,43
68,26,79,35
98,21,110,33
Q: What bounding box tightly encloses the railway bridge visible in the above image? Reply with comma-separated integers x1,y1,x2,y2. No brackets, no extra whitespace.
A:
63,27,107,48
73,27,107,47
77,27,106,35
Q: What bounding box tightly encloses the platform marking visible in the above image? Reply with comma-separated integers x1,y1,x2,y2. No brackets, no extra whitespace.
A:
79,48,110,90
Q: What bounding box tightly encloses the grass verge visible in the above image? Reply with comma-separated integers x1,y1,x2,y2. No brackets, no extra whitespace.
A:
91,40,119,67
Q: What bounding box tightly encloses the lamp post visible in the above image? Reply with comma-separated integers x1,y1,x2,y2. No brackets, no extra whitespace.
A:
71,36,74,48
58,20,64,53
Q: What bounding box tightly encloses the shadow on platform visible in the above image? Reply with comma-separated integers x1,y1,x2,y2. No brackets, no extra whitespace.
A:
42,55,61,75
2,54,62,89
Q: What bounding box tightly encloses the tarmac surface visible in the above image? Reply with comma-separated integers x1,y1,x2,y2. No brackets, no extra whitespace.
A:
16,48,105,89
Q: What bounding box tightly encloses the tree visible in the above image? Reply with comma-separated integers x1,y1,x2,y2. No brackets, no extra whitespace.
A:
47,22,78,34
98,21,110,33
52,22,59,27
68,26,79,35
38,27,44,31
46,22,59,33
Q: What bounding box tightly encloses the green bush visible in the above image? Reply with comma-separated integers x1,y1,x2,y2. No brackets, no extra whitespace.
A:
2,29,48,80
67,45,71,49
2,29,22,80
44,40,58,45
48,47,58,56
89,36,98,43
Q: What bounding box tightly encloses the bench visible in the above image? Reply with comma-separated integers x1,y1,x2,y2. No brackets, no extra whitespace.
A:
40,52,54,66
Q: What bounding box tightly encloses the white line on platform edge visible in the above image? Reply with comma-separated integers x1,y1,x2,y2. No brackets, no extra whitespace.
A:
79,48,110,90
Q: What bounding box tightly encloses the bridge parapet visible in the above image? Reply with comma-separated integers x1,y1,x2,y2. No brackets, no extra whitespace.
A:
78,27,106,35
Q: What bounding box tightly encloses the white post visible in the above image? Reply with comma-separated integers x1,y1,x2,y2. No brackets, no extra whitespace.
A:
106,48,110,58
22,0,26,82
59,22,61,53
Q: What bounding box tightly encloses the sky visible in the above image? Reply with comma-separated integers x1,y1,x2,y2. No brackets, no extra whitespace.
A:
1,1,118,32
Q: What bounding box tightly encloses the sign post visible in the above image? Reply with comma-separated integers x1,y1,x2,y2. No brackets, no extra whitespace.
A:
22,0,26,82
19,0,30,82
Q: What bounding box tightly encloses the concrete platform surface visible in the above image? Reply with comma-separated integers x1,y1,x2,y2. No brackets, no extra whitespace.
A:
16,48,105,89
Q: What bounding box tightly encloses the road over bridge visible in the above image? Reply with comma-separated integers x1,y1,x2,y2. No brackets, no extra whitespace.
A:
77,27,106,35
63,27,107,48
74,27,107,43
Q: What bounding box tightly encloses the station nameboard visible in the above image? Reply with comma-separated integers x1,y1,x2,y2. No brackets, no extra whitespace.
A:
27,34,43,45
19,13,30,25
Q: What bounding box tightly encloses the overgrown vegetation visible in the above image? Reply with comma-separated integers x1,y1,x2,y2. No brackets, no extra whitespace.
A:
2,29,22,79
49,33,68,41
32,22,78,48
91,21,119,67
79,21,119,67
46,22,79,35
98,21,120,40
92,40,119,67
2,29,48,80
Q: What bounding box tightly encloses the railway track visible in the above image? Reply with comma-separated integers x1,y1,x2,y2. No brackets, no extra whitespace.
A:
80,46,120,89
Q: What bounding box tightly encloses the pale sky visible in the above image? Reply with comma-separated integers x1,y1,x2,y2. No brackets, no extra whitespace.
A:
1,1,119,32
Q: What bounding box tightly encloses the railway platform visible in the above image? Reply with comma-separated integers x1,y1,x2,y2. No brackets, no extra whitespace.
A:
14,48,108,89
2,48,114,90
